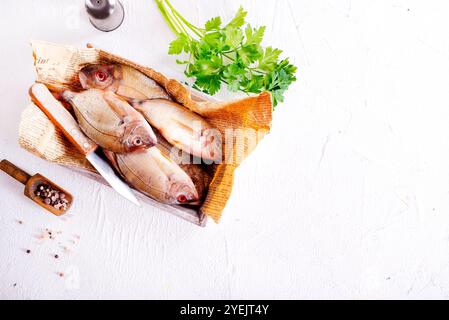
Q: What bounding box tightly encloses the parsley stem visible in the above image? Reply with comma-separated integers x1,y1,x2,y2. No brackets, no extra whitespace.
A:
222,46,242,54
222,53,235,61
171,12,192,39
221,53,268,75
155,0,181,35
163,0,204,37
176,12,204,36
250,68,268,75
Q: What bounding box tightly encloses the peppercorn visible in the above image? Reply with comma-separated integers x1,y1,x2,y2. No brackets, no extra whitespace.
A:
34,184,70,211
26,250,30,254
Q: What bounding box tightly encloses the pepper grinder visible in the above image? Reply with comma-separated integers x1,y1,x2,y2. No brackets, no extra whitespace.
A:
85,0,125,32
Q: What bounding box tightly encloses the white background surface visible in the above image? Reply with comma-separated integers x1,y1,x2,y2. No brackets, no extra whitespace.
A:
1,0,449,299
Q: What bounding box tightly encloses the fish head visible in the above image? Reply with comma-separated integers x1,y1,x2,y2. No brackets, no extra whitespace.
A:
79,65,120,90
169,180,199,205
123,121,158,152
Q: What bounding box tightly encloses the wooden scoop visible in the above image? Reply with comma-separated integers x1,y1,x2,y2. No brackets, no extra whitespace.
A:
0,159,73,215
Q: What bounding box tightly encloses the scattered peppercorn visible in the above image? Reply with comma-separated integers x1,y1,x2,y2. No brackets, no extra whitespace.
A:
54,254,59,259
26,250,30,254
13,283,17,287
58,272,64,277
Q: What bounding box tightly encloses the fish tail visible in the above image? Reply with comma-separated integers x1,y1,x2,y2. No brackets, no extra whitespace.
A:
37,83,76,102
129,99,142,108
60,90,76,102
40,82,67,94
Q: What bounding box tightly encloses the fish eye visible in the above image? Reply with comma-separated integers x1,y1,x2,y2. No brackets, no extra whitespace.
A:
177,194,188,203
133,137,142,146
95,70,108,82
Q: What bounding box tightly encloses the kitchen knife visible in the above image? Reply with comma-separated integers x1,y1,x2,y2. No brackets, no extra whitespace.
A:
29,83,140,206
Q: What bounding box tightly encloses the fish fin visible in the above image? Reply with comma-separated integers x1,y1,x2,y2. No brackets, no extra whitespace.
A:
41,82,68,94
103,149,117,167
174,119,197,136
103,91,134,120
102,149,126,180
116,85,148,101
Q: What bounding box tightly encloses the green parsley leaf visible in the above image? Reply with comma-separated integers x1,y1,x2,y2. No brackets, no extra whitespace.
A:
238,44,261,65
227,79,241,92
203,31,224,50
156,1,297,109
168,33,189,55
226,6,247,28
258,46,282,72
224,27,244,48
175,59,189,65
195,74,222,95
245,25,265,45
205,16,222,31
193,56,222,76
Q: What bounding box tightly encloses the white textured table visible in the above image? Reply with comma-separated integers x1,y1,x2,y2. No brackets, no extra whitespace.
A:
1,0,449,299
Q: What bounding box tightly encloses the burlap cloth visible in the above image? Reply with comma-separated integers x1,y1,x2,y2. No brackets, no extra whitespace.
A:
19,41,272,224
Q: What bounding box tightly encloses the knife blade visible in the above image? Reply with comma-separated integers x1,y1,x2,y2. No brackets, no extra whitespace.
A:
29,83,140,206
86,152,140,206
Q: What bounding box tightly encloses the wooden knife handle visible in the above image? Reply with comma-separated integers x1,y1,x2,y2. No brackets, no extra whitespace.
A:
0,159,31,185
29,83,98,156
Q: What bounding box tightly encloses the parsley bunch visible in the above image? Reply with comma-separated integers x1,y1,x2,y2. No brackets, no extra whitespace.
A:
155,0,297,108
